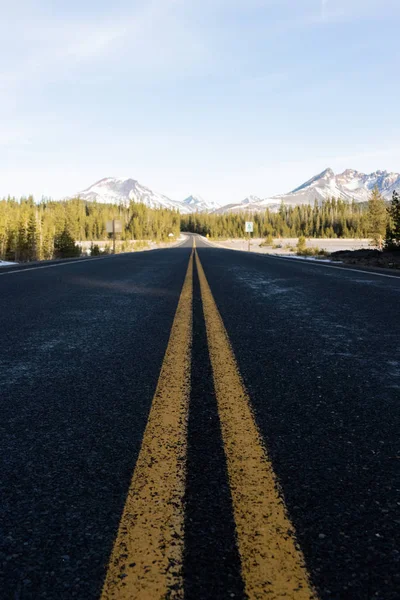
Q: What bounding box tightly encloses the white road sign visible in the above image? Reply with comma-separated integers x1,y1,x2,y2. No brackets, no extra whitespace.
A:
106,220,123,233
245,221,254,233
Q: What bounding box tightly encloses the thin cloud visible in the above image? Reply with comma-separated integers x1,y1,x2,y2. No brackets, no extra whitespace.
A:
1,0,210,92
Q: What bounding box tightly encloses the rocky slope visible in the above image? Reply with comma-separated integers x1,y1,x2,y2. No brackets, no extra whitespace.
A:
215,168,400,214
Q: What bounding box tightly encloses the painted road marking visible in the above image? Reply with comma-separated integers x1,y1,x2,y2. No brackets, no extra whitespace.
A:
259,253,400,280
101,250,194,600
0,255,115,276
195,249,317,599
0,237,189,277
199,235,400,280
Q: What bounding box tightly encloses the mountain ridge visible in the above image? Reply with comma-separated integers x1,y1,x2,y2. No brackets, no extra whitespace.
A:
214,168,400,214
71,177,220,214
70,168,400,215
75,177,193,213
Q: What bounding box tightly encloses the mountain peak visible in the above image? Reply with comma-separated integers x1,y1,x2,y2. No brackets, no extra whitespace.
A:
183,194,206,205
183,194,220,211
74,177,192,213
340,169,359,177
72,178,218,213
290,168,335,194
319,167,335,177
241,195,262,205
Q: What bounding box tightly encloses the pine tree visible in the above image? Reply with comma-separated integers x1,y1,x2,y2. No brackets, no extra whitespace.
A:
16,216,28,261
26,212,42,261
297,236,307,252
367,187,387,249
385,190,400,250
42,226,54,260
54,226,81,258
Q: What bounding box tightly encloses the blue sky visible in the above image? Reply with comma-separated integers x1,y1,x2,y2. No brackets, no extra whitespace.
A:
1,0,399,204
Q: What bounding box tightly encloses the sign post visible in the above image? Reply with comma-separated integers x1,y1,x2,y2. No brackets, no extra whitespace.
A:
106,220,123,254
245,221,254,252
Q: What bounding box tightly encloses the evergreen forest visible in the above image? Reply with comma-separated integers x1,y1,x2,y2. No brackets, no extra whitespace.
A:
181,198,371,239
1,192,399,262
0,197,180,261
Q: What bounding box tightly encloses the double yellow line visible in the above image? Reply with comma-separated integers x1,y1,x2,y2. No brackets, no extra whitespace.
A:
101,239,317,600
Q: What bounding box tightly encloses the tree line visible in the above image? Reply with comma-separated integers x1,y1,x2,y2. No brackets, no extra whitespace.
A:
0,197,180,262
1,189,399,262
182,197,371,239
182,190,400,250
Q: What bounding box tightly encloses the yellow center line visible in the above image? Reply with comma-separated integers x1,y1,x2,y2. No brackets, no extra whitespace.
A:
101,248,194,600
195,248,317,600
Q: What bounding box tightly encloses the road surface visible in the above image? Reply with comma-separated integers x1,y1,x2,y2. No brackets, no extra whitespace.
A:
0,234,399,599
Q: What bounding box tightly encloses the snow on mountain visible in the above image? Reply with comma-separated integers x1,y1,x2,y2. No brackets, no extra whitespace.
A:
216,168,400,214
71,169,400,215
241,195,263,205
281,168,400,205
182,194,220,212
74,177,193,213
213,196,269,214
72,178,219,214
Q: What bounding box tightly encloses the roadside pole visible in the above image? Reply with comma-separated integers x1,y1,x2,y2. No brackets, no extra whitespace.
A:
106,220,122,254
245,221,253,252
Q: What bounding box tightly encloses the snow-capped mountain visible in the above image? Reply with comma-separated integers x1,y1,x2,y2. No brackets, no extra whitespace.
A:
73,177,193,213
72,178,219,214
216,168,400,214
182,194,220,212
286,168,400,204
71,169,400,215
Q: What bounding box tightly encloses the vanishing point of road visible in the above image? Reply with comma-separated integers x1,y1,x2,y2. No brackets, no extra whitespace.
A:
0,235,399,600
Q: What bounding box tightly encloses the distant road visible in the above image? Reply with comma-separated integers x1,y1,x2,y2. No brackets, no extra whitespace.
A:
0,235,399,599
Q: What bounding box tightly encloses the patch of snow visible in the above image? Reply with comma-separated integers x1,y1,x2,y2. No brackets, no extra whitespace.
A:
0,260,18,267
269,254,336,263
183,194,220,212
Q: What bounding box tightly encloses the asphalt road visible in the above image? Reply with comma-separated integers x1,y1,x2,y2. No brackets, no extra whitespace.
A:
0,234,399,599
